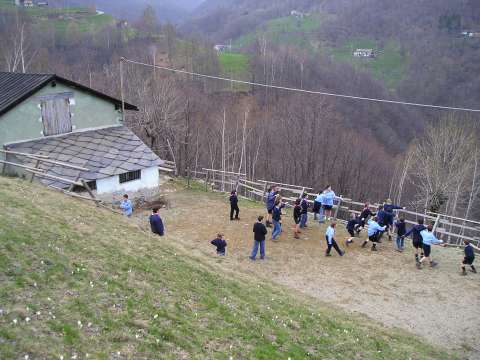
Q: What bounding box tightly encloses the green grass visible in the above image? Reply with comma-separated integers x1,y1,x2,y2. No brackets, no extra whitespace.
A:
218,52,250,91
330,39,408,90
0,176,458,359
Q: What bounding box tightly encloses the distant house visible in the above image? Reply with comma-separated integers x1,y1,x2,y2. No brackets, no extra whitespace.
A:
353,49,375,58
0,72,164,195
461,31,480,38
214,44,231,52
37,1,48,6
290,10,305,19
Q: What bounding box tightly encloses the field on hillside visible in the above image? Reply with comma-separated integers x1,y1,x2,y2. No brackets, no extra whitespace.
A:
0,1,116,35
218,52,250,91
0,176,462,359
141,181,480,358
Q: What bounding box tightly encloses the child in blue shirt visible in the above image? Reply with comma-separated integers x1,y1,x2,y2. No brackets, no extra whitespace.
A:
120,194,133,217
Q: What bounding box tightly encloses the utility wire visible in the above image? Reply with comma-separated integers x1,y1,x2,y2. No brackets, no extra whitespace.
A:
121,57,480,113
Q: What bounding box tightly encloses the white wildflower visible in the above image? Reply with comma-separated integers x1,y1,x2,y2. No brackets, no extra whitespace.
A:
24,355,29,360
153,314,159,319
36,311,41,316
25,317,31,323
87,322,92,327
72,354,78,359
77,320,82,328
60,356,64,360
135,334,140,339
89,281,94,288
156,339,160,344
12,318,17,325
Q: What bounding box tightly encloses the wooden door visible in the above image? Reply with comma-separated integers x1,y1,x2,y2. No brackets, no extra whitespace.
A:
41,96,72,136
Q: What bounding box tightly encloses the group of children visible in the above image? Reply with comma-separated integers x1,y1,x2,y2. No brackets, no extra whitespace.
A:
218,186,478,275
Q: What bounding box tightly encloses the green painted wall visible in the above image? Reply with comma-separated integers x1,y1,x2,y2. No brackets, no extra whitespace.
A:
0,81,123,147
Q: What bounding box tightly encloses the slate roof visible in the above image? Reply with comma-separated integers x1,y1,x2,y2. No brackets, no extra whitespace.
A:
0,72,138,117
5,126,164,189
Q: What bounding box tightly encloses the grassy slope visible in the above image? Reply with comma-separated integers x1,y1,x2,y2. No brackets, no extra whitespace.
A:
0,176,457,359
217,52,250,91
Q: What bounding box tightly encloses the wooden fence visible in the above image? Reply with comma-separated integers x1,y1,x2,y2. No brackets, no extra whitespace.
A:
192,168,480,247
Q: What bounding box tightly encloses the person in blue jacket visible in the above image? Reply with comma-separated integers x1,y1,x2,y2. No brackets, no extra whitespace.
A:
325,222,344,257
403,218,427,267
322,185,339,221
149,208,164,236
271,198,286,241
383,199,405,241
120,194,133,217
211,233,227,256
419,225,445,268
461,240,478,275
362,217,386,251
265,186,278,228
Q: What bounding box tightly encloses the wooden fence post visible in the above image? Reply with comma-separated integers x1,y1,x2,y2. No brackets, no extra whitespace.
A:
30,159,41,183
205,171,209,192
262,182,268,204
334,198,342,220
187,167,191,189
433,214,441,232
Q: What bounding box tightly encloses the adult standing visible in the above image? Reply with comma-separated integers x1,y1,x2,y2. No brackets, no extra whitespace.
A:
250,216,268,260
271,198,286,241
265,186,278,228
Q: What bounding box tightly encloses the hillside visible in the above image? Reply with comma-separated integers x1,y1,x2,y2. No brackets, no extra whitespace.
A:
185,0,480,108
0,176,460,359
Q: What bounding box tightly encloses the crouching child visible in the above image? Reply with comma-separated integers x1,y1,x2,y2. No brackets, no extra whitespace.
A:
211,233,227,256
362,217,386,251
346,213,358,246
325,222,344,257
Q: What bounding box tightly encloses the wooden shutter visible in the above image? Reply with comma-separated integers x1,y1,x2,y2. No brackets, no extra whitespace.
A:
41,95,72,136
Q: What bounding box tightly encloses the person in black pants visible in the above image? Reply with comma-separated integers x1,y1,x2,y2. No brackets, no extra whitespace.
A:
461,240,478,275
250,216,268,260
293,198,302,239
325,222,344,257
229,190,240,220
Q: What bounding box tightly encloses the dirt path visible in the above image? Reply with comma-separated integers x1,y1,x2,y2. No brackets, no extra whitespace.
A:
142,189,480,358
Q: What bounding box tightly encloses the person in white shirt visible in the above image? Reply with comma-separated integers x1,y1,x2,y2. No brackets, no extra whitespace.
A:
419,225,445,268
325,222,344,257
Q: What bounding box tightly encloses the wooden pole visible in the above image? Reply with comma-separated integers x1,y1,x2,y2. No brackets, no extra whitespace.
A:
187,167,191,189
80,179,97,205
30,159,40,183
334,198,342,220
205,170,209,192
120,58,125,120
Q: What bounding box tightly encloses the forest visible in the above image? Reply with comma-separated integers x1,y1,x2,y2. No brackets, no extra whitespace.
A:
1,0,479,220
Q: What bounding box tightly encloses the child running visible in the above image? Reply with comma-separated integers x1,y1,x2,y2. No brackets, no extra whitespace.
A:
403,218,427,268
211,233,227,256
362,217,386,251
293,198,302,239
394,217,407,252
419,225,445,268
355,203,375,233
383,199,405,241
271,198,286,241
345,213,358,246
229,190,240,221
325,222,344,257
461,240,478,275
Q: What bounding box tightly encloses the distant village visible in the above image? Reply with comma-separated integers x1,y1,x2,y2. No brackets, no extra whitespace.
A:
15,0,48,7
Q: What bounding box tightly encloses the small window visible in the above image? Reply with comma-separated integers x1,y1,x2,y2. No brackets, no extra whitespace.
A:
119,170,141,184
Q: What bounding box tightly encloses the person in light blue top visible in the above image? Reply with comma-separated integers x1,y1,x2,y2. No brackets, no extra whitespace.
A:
322,185,340,220
361,217,386,251
325,222,344,257
419,225,445,268
120,194,133,217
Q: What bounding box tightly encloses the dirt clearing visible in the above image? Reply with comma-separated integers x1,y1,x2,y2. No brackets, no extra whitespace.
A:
140,188,480,358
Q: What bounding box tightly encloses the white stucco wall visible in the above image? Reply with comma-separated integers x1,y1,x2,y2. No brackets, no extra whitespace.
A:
96,167,160,195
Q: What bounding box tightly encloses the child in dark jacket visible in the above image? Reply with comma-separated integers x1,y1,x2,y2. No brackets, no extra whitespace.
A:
293,199,302,239
395,218,407,251
461,240,479,275
229,190,240,220
149,208,165,236
211,233,227,256
300,193,309,228
346,213,358,246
